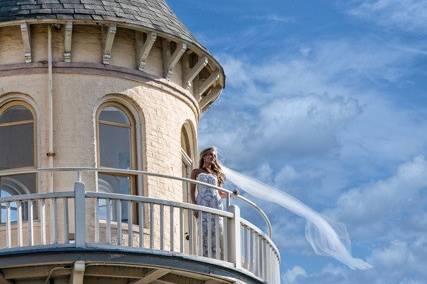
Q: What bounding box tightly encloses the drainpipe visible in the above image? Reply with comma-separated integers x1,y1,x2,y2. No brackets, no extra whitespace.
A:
47,25,54,193
47,25,56,242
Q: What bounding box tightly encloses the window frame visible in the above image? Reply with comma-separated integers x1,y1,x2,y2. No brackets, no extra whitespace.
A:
180,123,196,203
96,101,138,198
0,100,37,173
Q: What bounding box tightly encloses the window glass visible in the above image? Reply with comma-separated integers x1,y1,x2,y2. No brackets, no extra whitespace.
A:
99,106,129,125
99,124,131,169
98,174,132,222
0,105,33,124
0,123,34,170
181,128,191,157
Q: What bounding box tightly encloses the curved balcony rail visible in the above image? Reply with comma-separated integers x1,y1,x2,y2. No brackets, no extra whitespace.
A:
0,167,280,283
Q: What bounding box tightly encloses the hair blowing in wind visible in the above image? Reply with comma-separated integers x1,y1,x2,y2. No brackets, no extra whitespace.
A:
222,166,372,270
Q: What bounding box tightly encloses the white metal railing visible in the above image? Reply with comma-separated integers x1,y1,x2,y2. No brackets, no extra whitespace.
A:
0,167,273,237
0,167,281,283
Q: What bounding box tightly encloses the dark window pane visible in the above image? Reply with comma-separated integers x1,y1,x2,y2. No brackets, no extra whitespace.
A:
99,124,131,169
98,174,131,195
0,123,34,170
0,105,33,124
98,174,132,222
0,174,37,222
99,107,129,125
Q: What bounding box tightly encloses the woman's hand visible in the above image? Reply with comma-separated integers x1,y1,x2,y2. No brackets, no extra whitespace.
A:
219,190,228,198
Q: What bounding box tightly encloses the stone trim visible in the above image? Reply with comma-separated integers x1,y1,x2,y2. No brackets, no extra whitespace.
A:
0,62,201,120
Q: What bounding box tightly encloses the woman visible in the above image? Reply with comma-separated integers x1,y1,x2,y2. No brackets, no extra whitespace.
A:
190,147,227,258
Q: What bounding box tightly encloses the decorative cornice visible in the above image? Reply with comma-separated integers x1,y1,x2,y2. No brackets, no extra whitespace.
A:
0,20,226,111
0,62,202,121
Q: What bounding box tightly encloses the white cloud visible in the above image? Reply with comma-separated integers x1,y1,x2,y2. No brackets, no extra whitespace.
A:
369,241,414,269
284,266,307,283
331,156,427,227
347,0,427,32
253,94,362,158
241,14,295,24
275,165,299,183
298,239,427,283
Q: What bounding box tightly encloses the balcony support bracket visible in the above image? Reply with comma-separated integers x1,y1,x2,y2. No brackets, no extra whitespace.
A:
69,261,85,284
133,268,170,284
20,23,32,63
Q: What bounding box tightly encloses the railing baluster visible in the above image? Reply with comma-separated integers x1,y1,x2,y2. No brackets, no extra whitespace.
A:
260,238,264,279
149,203,154,249
246,227,251,270
28,200,34,246
223,217,228,262
106,198,112,244
241,226,246,268
188,209,193,255
255,233,259,276
252,231,258,275
74,181,86,248
268,244,272,282
138,202,144,248
207,213,212,258
198,210,203,257
63,198,69,244
17,201,23,247
51,198,57,244
160,204,164,250
266,244,270,282
95,198,100,243
40,199,46,245
179,207,184,253
128,201,133,247
250,229,255,272
262,239,266,280
6,203,11,248
116,200,122,246
170,206,174,252
258,235,262,277
215,215,220,260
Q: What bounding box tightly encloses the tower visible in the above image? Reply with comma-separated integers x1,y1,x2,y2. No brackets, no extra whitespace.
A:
0,1,280,283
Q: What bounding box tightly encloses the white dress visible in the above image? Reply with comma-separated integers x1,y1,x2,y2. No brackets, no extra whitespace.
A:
196,172,223,258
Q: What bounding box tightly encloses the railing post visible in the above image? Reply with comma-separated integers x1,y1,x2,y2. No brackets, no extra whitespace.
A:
74,181,86,248
227,205,241,269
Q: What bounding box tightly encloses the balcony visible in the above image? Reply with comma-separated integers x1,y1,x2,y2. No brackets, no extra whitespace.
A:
0,168,280,284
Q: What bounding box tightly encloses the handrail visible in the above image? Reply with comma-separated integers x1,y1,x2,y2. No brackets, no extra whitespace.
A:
86,191,234,218
0,166,273,237
0,191,74,202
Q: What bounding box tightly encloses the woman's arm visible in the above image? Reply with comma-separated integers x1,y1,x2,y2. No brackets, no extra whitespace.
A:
218,181,228,198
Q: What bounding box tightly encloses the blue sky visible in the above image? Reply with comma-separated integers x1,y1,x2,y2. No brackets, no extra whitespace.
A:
168,1,427,283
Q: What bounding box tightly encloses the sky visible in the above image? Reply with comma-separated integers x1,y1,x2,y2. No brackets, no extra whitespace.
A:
168,1,427,283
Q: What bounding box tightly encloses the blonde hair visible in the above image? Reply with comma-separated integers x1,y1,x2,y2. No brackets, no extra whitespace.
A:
199,147,225,185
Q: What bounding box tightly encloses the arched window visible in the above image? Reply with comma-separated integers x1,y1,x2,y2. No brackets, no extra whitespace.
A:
0,101,37,222
97,102,137,223
181,125,194,203
181,123,195,252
